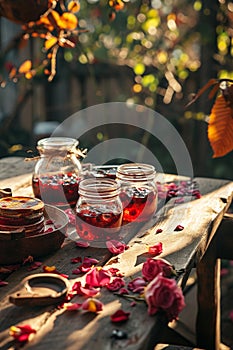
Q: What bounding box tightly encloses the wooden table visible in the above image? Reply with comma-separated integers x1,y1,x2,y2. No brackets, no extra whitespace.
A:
0,158,232,350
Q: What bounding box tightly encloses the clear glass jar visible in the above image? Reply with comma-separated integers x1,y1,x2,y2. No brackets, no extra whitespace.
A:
75,178,123,245
116,163,158,224
32,137,82,208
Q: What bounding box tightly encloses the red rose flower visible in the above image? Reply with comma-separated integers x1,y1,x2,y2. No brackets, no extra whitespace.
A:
142,258,174,281
144,273,185,321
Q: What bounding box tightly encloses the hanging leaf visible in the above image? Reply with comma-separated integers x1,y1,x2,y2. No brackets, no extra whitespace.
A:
208,94,233,158
68,1,80,13
59,12,78,30
18,60,32,74
44,36,58,50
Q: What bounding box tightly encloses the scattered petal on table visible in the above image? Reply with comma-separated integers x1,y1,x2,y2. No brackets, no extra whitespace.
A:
82,298,103,313
110,309,130,323
148,242,163,256
9,324,36,343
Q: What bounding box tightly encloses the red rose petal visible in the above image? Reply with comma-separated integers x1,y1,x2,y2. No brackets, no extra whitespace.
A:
110,309,130,323
174,225,184,231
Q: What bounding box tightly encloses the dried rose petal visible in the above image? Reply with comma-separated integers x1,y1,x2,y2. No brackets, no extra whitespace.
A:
75,240,90,248
155,228,163,234
82,298,103,313
62,302,82,311
106,277,125,292
106,240,128,254
110,309,130,323
82,257,99,267
70,281,100,297
27,261,42,271
174,225,184,231
0,280,8,287
85,267,111,287
70,256,82,264
72,267,82,275
128,277,147,293
9,324,36,343
148,242,163,256
107,267,121,276
118,288,129,295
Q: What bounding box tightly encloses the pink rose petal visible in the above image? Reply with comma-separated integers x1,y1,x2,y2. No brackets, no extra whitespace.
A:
0,280,8,287
62,302,82,311
75,240,90,248
106,240,128,254
148,242,163,256
82,298,103,313
110,309,130,323
174,225,184,231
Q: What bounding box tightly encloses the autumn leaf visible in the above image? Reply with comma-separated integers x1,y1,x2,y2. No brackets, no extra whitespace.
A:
18,60,32,74
68,1,80,13
59,12,78,30
208,94,233,157
44,36,58,50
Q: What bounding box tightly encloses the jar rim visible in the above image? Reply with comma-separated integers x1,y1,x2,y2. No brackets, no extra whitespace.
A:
116,163,156,181
78,178,120,198
37,137,79,149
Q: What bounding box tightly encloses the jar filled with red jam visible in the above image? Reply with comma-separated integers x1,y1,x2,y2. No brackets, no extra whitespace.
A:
116,163,158,224
75,178,123,245
32,137,82,208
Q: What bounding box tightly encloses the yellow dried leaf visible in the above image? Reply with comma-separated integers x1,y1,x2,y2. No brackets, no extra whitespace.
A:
44,37,58,50
59,12,78,30
18,60,32,74
208,95,233,157
68,1,80,13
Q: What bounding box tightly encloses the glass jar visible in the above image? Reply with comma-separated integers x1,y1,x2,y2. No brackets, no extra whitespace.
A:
32,137,82,208
75,178,123,245
116,163,158,224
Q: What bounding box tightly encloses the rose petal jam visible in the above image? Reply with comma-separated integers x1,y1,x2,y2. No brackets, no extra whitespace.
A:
76,207,122,241
32,173,80,208
75,178,123,245
120,186,157,224
116,163,158,224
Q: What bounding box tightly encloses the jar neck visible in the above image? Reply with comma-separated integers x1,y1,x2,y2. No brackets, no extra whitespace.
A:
78,178,120,199
37,137,79,156
116,163,156,182
37,137,81,161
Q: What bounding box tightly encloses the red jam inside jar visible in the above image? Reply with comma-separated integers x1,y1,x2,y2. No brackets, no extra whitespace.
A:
32,137,82,208
76,209,122,242
116,163,158,224
32,173,81,207
75,178,123,245
120,186,157,224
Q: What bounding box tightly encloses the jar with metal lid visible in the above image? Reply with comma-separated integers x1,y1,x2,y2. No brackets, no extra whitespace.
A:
116,163,158,224
75,178,123,245
32,137,82,208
